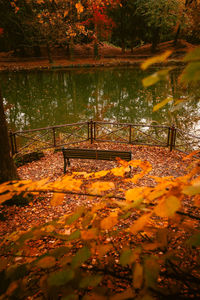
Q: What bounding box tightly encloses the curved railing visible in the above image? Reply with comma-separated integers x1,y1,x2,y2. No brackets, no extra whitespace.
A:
9,120,199,156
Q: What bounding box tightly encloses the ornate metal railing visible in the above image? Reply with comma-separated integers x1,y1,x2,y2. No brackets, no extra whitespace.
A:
174,128,200,154
9,120,199,156
91,121,171,148
9,122,90,156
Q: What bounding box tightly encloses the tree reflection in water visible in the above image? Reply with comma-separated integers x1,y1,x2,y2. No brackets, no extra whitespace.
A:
0,67,199,136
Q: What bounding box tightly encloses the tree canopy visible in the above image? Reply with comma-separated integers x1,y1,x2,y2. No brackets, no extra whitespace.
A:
0,0,199,56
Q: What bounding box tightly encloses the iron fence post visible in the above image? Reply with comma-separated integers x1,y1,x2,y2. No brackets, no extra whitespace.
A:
90,120,93,144
87,121,90,141
52,127,56,147
129,125,132,144
167,127,170,147
13,133,17,154
94,121,96,141
170,125,176,151
173,127,177,150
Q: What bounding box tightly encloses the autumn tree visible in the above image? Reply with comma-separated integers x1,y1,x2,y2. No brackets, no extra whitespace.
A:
135,0,183,52
109,0,146,53
82,0,118,58
0,88,18,183
183,0,200,44
0,0,32,55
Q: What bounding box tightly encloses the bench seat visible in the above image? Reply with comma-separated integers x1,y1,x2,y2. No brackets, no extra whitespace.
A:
62,148,132,173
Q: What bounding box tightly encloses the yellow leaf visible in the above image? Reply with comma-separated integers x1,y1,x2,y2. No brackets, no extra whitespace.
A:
141,50,172,70
150,176,173,183
125,187,145,202
154,196,180,217
129,213,152,235
111,166,127,177
126,160,152,184
100,212,118,230
153,97,173,112
142,68,173,87
50,193,65,206
93,170,110,179
142,72,160,87
0,192,14,204
56,176,82,192
133,263,143,289
174,99,186,105
147,188,166,202
182,183,200,196
27,178,49,190
87,181,115,194
183,46,200,62
37,256,56,269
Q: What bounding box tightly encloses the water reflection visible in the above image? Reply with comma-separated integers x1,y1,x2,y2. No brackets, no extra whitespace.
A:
0,67,199,134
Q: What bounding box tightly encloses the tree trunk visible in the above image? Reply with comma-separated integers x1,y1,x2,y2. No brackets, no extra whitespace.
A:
173,25,181,47
46,43,53,63
0,89,18,183
151,28,160,53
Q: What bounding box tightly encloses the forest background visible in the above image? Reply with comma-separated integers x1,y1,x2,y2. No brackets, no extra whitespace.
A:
0,0,200,61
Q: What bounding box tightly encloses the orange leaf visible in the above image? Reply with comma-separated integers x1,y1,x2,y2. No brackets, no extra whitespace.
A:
100,212,118,230
37,256,56,269
154,196,180,217
75,2,84,14
96,244,112,258
50,193,65,206
64,10,69,17
81,228,98,240
129,213,152,235
133,263,143,289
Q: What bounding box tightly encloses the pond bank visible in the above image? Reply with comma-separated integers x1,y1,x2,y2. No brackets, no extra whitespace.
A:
0,39,193,71
0,57,186,72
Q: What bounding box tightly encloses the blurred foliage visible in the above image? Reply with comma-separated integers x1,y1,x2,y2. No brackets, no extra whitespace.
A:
141,47,200,111
0,157,200,299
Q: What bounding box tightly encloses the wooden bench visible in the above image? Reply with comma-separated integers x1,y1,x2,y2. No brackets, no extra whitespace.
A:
62,148,132,173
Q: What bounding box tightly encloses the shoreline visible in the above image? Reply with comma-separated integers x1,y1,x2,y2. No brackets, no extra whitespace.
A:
0,57,185,72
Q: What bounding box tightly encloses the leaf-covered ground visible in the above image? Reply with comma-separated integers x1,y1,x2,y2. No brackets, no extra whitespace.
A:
0,142,192,236
1,142,200,299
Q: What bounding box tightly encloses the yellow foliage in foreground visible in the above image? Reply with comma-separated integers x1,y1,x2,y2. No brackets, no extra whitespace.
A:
0,158,200,299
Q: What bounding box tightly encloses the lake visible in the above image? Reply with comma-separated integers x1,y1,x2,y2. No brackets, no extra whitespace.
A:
1,66,200,136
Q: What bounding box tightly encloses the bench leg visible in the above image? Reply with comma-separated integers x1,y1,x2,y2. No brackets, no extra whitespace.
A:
67,158,70,167
64,159,67,174
129,166,132,177
64,158,70,174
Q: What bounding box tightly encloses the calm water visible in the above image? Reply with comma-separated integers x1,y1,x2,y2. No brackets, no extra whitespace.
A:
1,67,200,134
